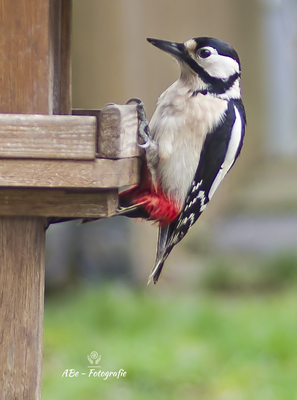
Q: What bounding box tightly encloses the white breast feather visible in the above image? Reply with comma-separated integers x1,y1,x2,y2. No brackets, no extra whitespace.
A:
149,79,228,205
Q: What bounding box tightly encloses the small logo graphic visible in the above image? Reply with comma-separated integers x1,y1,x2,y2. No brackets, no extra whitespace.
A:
62,351,127,379
87,351,101,365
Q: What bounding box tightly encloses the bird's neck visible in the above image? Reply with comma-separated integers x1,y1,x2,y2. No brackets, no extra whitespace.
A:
180,67,208,93
180,68,241,100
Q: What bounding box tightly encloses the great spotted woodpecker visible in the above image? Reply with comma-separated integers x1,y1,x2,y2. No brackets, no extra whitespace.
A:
119,37,246,284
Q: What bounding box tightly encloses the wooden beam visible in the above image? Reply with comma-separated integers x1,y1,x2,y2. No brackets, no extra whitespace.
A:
73,104,142,159
0,105,143,160
60,0,72,115
0,114,96,160
0,0,52,114
0,217,46,400
0,189,118,218
0,158,139,188
98,103,141,159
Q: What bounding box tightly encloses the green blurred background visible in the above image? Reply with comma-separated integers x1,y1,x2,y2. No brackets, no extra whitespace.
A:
43,0,297,399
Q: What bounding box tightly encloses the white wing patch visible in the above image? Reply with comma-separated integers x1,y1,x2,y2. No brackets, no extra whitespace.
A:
185,180,207,213
181,212,195,226
192,179,203,193
184,197,197,212
197,190,207,212
208,105,242,200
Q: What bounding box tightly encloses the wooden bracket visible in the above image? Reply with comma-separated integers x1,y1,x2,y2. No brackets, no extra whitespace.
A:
0,104,141,218
73,103,142,159
98,103,141,159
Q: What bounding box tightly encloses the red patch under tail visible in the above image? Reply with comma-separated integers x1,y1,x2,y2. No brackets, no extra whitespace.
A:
119,162,181,225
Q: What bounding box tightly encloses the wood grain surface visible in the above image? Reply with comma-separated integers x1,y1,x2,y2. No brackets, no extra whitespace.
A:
0,157,139,188
0,188,118,218
0,114,96,159
0,1,52,114
0,217,46,400
98,103,141,159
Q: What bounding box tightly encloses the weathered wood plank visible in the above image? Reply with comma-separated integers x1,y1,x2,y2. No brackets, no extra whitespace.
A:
60,0,72,115
0,158,139,188
0,189,118,218
0,217,46,400
49,0,62,115
98,103,141,159
0,0,52,114
72,109,101,155
0,114,96,159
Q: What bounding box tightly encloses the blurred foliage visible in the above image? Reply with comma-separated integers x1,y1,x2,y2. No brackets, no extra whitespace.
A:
43,279,297,400
201,252,297,292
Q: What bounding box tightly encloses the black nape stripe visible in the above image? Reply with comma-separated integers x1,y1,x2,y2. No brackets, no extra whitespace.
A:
207,72,240,95
184,55,240,95
191,89,208,97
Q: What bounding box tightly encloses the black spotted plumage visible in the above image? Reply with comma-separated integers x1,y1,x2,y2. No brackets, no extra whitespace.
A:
150,99,246,283
118,36,246,284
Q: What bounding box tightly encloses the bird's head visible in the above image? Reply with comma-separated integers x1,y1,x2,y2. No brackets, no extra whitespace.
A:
147,37,241,99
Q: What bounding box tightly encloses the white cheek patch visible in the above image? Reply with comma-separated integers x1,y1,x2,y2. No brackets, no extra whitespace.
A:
200,54,239,80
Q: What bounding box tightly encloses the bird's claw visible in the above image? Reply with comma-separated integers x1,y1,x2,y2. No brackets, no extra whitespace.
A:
126,97,144,107
126,98,152,149
138,141,151,149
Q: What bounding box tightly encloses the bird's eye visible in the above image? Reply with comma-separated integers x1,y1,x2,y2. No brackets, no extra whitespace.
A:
198,48,211,58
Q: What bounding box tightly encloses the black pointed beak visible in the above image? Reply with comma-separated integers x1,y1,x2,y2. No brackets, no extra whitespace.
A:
147,38,188,61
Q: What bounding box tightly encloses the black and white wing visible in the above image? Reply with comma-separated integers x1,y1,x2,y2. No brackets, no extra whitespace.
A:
148,99,246,283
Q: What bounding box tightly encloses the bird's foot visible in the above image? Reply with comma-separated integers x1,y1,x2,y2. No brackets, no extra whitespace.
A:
126,98,153,149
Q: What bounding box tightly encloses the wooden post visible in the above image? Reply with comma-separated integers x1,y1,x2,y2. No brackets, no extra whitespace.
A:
0,2,140,398
0,1,69,398
0,217,45,399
